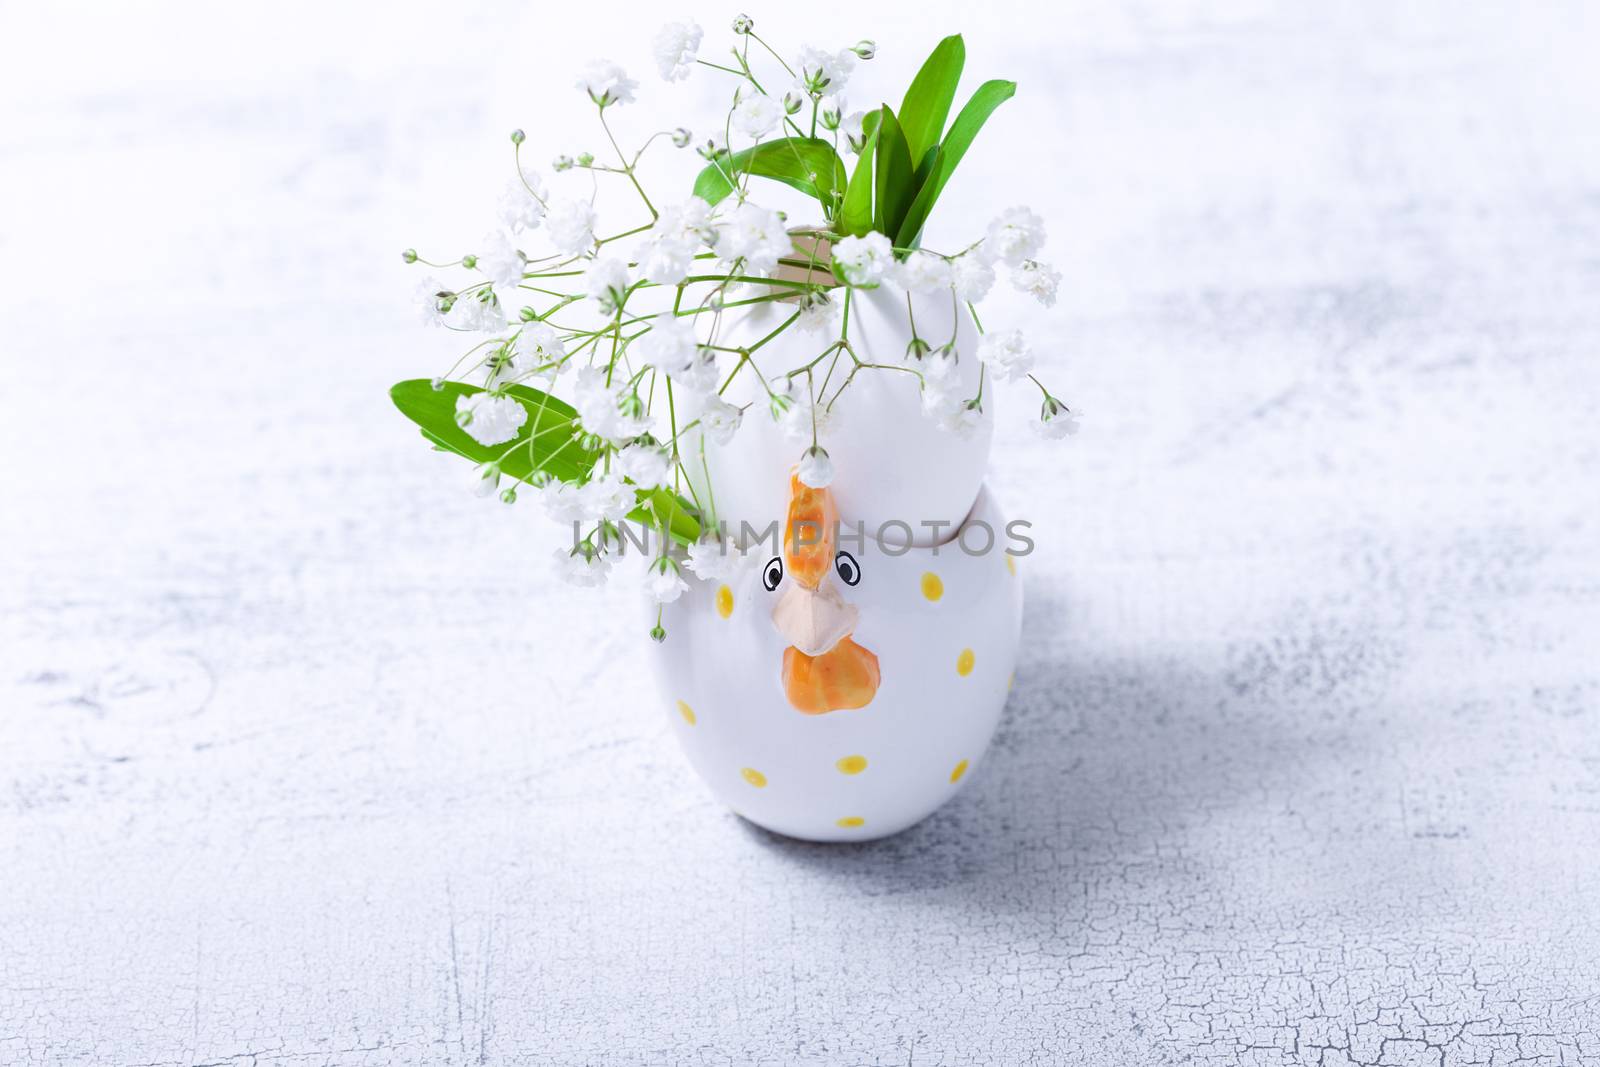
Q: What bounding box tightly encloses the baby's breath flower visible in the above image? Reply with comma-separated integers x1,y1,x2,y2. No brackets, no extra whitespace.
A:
673,346,720,395
1011,259,1062,307
635,318,699,376
774,377,827,444
499,171,547,233
1037,396,1080,440
576,151,595,167
793,45,857,98
831,232,894,287
851,40,877,60
583,257,631,314
893,250,953,293
635,195,713,285
645,556,689,604
583,471,637,523
977,328,1034,383
618,442,672,489
455,392,528,446
840,110,868,154
477,231,525,298
573,366,639,441
545,198,597,256
697,135,728,160
686,535,741,581
714,200,792,276
444,289,507,333
783,91,805,115
555,543,611,587
731,14,753,34
511,320,566,377
467,462,501,497
796,445,834,489
818,96,844,131
577,60,638,107
671,127,692,148
794,289,841,334
952,253,996,302
732,89,783,139
985,206,1046,266
652,21,702,82
699,395,743,445
553,154,575,172
920,383,980,437
415,277,450,328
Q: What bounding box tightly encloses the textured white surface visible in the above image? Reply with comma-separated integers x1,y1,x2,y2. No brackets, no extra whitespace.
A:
3,2,1600,1064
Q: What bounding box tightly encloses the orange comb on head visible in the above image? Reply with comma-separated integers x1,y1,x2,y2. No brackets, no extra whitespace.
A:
783,472,837,590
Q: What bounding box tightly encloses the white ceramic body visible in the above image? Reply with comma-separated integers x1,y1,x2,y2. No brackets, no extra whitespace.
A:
686,282,994,548
651,487,1024,842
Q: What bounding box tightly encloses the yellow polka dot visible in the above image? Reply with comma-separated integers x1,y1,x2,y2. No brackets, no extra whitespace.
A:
1005,554,1017,576
741,767,767,788
836,755,868,775
920,571,944,602
956,648,975,676
836,816,865,828
677,700,695,725
950,759,970,783
715,584,734,619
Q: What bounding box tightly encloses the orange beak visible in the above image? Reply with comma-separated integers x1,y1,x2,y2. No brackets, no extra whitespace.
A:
774,473,880,714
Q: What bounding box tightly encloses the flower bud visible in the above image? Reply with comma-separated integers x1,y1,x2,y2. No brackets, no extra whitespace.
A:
499,486,518,504
783,91,804,116
732,14,753,34
519,306,538,322
672,127,692,148
768,392,794,420
553,154,575,172
402,248,418,264
820,103,842,131
528,469,554,489
906,336,932,361
851,40,876,60
462,254,477,269
430,376,446,391
697,137,727,161
618,392,646,420
469,463,500,497
575,151,595,167
510,128,525,145
650,624,667,643
579,432,605,452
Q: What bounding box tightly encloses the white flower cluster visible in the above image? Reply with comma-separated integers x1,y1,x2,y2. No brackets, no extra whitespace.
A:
402,19,1077,622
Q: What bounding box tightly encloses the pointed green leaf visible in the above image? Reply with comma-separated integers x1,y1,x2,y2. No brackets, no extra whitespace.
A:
391,379,593,485
895,146,943,248
920,79,1016,216
873,106,914,239
839,128,878,237
692,137,848,212
899,34,965,165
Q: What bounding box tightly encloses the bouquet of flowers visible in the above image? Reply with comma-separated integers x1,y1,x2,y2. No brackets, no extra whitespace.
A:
392,16,1077,638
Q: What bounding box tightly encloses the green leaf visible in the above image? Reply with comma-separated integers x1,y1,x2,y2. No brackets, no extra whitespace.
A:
895,145,943,248
391,379,593,485
918,79,1016,220
898,35,966,165
839,128,878,237
692,137,848,212
630,486,702,545
391,379,702,545
872,106,914,239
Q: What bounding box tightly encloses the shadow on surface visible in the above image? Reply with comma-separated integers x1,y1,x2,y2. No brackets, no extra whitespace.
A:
740,584,1326,899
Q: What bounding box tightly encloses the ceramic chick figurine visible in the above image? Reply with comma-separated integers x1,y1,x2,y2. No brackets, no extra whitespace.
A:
652,470,1023,842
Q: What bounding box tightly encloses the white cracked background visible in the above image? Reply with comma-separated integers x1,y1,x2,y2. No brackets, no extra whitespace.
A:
3,1,1599,1064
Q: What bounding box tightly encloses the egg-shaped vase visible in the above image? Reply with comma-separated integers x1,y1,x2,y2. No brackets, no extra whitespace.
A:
685,277,994,548
651,486,1023,842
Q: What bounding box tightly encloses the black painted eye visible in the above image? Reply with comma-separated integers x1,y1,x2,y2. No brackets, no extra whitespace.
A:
762,556,784,591
835,551,861,586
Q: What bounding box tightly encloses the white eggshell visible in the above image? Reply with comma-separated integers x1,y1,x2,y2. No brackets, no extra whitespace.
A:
686,282,994,548
651,487,1024,842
